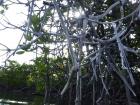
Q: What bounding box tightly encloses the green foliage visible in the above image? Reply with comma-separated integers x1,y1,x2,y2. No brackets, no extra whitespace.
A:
0,55,68,93
0,4,8,14
0,61,32,87
27,56,67,92
27,57,46,92
31,14,41,32
41,9,51,22
36,33,53,44
24,33,33,41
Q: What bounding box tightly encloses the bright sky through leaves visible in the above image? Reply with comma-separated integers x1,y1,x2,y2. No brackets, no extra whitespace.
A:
0,0,35,65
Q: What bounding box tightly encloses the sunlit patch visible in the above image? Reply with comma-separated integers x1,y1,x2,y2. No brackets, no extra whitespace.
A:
53,73,58,78
130,34,136,39
0,99,28,105
131,0,137,4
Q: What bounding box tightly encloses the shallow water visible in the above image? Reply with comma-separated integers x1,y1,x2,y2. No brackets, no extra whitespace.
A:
0,92,43,105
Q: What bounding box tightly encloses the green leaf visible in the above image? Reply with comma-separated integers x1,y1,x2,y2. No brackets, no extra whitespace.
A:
20,44,31,51
0,10,4,14
24,34,32,41
16,51,25,55
43,47,49,54
31,15,41,31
